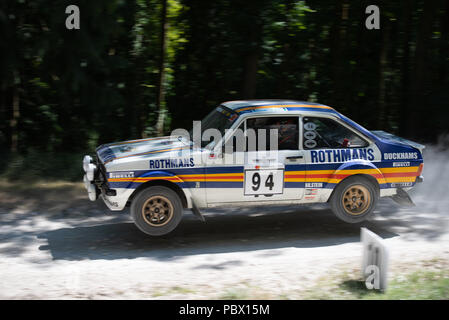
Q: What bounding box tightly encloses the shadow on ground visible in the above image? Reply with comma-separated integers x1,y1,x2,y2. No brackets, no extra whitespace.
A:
37,207,397,261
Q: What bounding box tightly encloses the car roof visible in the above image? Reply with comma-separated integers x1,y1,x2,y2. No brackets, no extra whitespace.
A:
221,100,379,142
220,99,338,116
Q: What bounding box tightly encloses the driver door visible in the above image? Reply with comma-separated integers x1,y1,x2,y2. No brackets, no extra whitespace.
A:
205,115,306,204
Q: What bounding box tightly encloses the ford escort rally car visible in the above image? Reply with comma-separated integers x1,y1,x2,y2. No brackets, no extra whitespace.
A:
83,100,425,236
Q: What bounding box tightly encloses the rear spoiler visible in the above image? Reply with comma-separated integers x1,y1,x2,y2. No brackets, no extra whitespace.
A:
371,130,425,153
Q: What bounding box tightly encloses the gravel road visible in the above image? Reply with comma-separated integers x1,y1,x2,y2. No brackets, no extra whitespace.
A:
0,146,448,299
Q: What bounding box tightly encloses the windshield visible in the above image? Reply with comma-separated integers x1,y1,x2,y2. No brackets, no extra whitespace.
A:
190,106,239,148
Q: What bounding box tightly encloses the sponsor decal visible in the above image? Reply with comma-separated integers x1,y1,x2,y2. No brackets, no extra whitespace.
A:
310,148,375,163
305,182,323,188
304,139,317,148
109,171,134,179
392,162,411,167
149,158,195,169
305,188,319,196
391,182,413,187
384,152,418,160
304,131,317,140
304,122,318,149
304,122,317,131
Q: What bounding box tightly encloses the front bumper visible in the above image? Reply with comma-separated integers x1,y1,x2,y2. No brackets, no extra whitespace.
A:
82,154,130,210
82,155,99,201
101,189,134,211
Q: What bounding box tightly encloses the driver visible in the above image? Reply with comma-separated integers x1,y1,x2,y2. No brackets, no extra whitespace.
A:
277,119,297,150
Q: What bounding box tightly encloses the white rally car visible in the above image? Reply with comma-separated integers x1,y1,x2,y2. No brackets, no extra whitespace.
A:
83,100,424,236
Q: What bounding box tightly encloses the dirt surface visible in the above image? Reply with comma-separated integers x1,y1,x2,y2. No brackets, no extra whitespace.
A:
0,147,448,299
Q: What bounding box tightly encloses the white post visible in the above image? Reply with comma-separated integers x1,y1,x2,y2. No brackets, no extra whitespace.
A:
361,227,390,291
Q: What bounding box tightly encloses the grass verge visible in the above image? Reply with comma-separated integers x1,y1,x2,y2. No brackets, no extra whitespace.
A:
217,268,449,300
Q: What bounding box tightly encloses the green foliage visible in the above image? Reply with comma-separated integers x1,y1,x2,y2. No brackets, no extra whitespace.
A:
1,0,448,178
327,270,449,300
0,150,85,181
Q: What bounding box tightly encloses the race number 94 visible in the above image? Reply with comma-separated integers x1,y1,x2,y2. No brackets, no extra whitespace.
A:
244,169,284,195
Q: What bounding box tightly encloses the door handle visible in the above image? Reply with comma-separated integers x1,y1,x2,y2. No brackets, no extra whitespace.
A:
286,155,303,160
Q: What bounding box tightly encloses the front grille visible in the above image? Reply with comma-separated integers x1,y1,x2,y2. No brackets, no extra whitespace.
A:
94,153,107,186
94,153,116,196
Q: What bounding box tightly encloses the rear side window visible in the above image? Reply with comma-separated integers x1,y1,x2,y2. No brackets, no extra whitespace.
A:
246,116,299,151
302,117,368,149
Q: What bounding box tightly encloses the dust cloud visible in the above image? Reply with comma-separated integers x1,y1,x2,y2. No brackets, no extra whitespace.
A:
409,134,449,215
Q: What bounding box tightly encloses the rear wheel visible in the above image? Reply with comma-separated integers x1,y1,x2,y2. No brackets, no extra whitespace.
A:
131,186,183,236
330,176,378,223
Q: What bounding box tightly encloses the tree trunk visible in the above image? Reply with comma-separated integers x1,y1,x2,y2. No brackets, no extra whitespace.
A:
407,1,438,138
0,83,6,147
242,3,263,99
155,0,168,136
242,50,259,99
10,70,20,153
10,86,19,153
276,0,294,97
377,20,390,129
438,0,449,84
398,0,412,136
330,1,349,110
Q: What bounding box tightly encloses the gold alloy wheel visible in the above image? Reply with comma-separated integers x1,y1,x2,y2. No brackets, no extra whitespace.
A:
342,184,371,215
142,195,174,227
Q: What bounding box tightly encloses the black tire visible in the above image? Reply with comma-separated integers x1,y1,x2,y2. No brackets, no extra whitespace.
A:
329,176,378,223
130,186,183,236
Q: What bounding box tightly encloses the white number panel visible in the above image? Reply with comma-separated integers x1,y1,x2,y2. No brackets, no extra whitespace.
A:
244,168,284,195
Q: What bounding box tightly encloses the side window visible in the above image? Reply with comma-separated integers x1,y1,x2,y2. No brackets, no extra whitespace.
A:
302,117,368,149
246,117,299,151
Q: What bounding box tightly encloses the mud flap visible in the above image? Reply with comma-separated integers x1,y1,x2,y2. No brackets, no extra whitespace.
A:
391,188,415,207
191,200,206,222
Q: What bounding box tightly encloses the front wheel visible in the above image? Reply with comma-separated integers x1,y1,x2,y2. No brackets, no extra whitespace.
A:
131,186,183,236
329,176,378,223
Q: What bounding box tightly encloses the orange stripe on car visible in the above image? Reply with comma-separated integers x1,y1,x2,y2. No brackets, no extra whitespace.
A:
236,104,333,113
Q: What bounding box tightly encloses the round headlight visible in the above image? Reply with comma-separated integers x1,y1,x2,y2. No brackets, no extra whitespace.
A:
83,155,93,172
86,163,96,181
83,174,90,189
87,183,97,201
